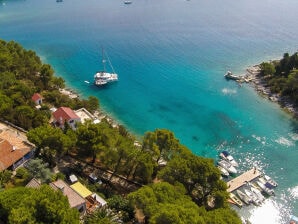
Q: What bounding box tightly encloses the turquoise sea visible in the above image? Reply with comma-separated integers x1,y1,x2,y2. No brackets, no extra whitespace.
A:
1,0,298,222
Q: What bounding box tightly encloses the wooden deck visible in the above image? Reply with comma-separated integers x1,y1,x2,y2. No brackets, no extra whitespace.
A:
227,168,261,192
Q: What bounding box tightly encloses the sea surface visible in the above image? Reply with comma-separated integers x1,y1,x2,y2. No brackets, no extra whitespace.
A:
1,0,298,222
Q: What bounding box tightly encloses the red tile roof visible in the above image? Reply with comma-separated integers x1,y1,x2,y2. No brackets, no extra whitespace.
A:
0,138,31,171
53,107,80,123
31,93,42,102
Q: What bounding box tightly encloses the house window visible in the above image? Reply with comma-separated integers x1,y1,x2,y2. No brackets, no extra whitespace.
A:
69,120,74,123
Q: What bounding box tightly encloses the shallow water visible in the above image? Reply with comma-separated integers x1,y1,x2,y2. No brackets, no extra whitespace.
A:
1,0,298,222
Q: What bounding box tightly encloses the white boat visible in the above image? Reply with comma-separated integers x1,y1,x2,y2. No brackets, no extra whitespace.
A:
250,185,265,203
217,165,229,177
263,175,278,188
229,193,243,208
219,150,239,167
236,189,251,205
218,160,237,174
256,180,275,196
124,0,132,4
224,71,242,81
244,188,261,206
94,48,118,86
259,175,277,190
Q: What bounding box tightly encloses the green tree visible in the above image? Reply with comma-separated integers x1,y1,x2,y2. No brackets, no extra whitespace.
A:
76,121,110,163
260,62,276,76
14,105,35,129
0,93,13,118
0,185,79,224
40,64,54,89
84,207,118,224
27,125,75,165
0,170,12,188
128,182,204,224
86,96,99,113
143,129,181,164
50,76,65,89
25,158,52,183
107,195,134,222
157,152,228,209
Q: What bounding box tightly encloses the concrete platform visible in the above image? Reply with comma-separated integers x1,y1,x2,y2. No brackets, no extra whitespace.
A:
227,168,261,192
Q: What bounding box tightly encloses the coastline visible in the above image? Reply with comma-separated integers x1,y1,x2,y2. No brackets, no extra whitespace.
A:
244,65,298,118
59,87,121,128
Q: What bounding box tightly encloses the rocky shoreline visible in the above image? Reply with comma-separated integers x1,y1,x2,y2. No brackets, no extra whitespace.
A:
244,65,298,118
59,88,121,128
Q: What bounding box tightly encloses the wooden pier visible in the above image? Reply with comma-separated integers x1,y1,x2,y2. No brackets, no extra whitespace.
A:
227,168,262,192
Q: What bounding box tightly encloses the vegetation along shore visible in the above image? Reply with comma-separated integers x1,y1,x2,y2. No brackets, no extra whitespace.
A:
228,52,298,118
0,40,242,223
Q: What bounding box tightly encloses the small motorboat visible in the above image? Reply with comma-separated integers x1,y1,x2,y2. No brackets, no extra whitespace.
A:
244,188,261,206
219,150,239,167
263,174,278,188
229,193,243,208
259,175,277,189
250,185,265,203
256,180,275,196
124,0,132,4
218,159,237,174
217,165,229,177
236,189,251,205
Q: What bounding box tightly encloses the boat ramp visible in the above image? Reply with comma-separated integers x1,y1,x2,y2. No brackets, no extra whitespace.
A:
227,168,262,193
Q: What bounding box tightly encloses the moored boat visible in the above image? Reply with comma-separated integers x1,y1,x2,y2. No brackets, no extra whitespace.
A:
218,159,237,174
256,180,275,196
244,188,261,206
263,174,278,188
94,48,118,86
229,193,243,208
217,165,229,177
219,150,239,167
224,71,242,81
236,189,251,205
259,175,277,190
250,185,265,203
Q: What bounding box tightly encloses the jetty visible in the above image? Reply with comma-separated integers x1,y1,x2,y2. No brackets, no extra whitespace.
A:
227,168,262,192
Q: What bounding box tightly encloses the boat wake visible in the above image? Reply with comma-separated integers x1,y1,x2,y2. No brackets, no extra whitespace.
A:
289,133,298,141
274,136,294,147
248,199,284,224
289,185,298,199
222,88,237,95
252,134,266,145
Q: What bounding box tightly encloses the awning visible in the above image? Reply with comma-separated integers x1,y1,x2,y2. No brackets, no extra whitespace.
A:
70,182,92,198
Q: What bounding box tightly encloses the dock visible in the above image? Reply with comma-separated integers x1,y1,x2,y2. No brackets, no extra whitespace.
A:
227,168,261,192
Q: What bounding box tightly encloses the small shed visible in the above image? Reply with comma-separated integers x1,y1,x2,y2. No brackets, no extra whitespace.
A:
69,174,78,184
31,93,43,105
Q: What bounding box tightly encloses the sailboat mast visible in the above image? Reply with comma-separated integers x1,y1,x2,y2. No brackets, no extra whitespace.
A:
102,47,106,72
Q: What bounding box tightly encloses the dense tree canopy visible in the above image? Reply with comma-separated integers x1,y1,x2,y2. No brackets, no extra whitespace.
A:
0,39,242,223
157,151,228,209
128,182,240,224
0,39,99,129
25,158,52,183
260,52,298,107
0,185,79,224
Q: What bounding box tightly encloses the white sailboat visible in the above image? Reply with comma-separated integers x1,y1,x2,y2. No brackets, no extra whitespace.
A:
94,48,118,86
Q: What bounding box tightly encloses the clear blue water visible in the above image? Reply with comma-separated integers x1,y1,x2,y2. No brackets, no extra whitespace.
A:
1,0,298,222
